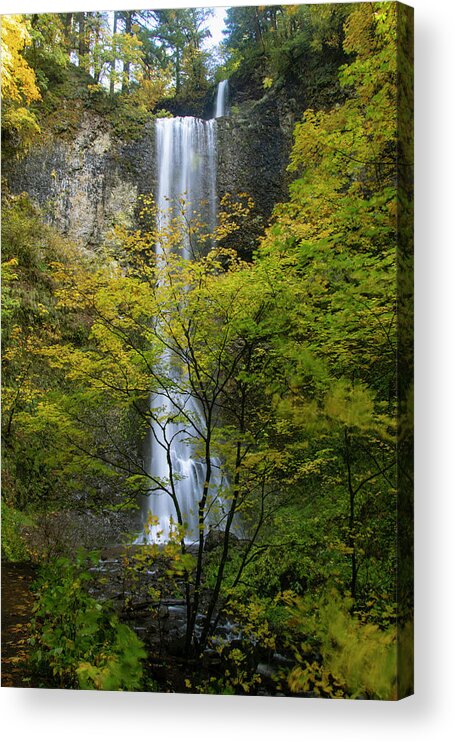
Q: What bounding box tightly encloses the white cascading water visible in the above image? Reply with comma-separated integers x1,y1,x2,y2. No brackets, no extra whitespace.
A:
137,84,229,544
215,79,228,118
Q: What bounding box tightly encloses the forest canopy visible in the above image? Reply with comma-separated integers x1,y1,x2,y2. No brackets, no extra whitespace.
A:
1,3,413,700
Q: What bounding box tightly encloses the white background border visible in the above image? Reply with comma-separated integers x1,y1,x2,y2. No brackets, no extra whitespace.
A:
1,0,454,739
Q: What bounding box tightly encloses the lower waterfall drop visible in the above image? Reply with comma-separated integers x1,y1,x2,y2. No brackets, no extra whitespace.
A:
137,113,223,545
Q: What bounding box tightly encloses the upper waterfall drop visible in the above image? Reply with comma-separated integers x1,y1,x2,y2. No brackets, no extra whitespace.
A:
155,116,217,258
215,80,229,118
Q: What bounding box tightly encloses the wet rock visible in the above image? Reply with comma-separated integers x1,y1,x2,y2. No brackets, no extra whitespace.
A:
24,508,141,560
6,112,156,252
165,635,187,657
272,652,295,668
6,98,292,261
256,662,276,680
204,528,239,552
216,95,292,258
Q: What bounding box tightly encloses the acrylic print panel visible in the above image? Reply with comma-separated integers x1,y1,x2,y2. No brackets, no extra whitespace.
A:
1,2,413,699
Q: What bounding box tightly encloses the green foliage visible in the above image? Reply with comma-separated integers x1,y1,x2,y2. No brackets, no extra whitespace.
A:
251,2,400,608
108,95,154,140
190,644,262,696
221,4,350,101
1,15,41,158
1,191,82,329
29,551,146,690
121,531,196,612
1,499,34,561
284,591,397,700
144,8,212,96
1,195,76,506
1,9,215,152
184,594,275,695
1,3,411,696
26,13,68,92
1,192,132,523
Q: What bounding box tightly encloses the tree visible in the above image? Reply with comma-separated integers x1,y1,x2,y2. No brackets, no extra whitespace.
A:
255,2,401,606
26,14,68,89
220,3,351,95
146,8,212,96
1,192,97,522
23,193,305,655
1,3,411,696
1,15,41,157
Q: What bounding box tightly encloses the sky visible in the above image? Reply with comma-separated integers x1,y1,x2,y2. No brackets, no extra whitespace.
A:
106,6,229,50
205,6,228,48
0,1,229,49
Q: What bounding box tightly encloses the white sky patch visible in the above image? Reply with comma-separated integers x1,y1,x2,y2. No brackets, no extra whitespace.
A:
0,1,229,50
204,6,228,49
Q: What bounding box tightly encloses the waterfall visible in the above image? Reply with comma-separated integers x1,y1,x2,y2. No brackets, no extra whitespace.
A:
155,117,217,252
137,114,222,545
215,79,229,118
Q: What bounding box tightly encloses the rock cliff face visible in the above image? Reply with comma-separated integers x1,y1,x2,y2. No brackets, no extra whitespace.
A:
7,112,157,249
216,92,296,256
7,97,295,255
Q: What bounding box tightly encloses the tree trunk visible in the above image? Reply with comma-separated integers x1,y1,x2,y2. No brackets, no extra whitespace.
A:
198,380,248,652
110,12,118,95
184,419,213,656
175,46,181,95
78,13,87,69
344,427,358,601
122,12,133,93
254,9,265,52
63,13,73,57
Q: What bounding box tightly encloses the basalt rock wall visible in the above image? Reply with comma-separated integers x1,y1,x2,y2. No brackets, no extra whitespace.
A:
6,98,296,255
6,112,157,250
216,92,297,257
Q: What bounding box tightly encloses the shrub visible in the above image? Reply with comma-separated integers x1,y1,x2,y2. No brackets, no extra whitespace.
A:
1,498,34,561
284,590,398,700
29,551,146,690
